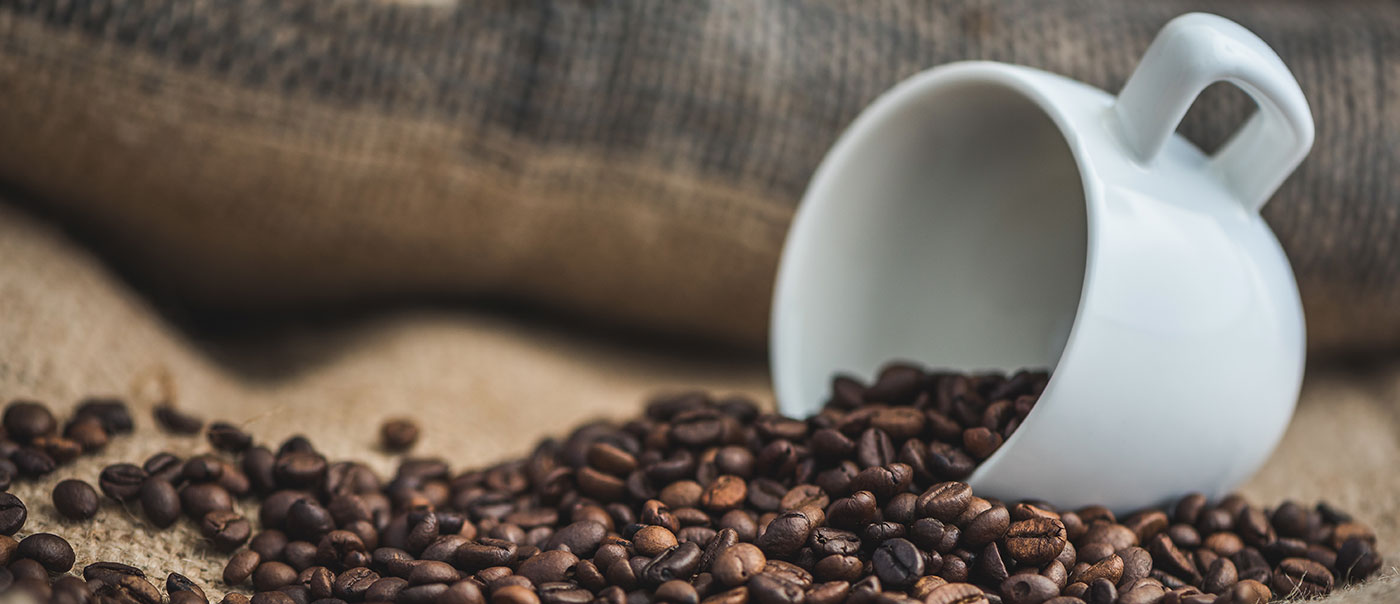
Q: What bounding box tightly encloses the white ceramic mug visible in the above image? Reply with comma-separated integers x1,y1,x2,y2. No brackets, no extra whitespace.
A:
770,13,1313,512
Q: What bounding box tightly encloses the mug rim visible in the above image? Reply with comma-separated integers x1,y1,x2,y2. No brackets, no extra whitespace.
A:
769,60,1105,418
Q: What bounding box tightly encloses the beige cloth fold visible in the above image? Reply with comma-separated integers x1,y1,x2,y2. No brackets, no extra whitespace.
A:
0,201,1395,601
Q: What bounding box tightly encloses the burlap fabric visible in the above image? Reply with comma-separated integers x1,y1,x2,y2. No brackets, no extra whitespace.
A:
2,0,1400,354
1,200,1397,601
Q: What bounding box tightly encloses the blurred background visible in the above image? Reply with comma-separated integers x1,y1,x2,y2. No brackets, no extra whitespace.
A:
1,1,1397,596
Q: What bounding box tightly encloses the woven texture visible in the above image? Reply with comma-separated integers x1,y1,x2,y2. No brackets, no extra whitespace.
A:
1,0,1399,353
2,197,1398,601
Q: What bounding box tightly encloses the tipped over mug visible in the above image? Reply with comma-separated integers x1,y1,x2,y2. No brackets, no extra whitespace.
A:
770,13,1314,512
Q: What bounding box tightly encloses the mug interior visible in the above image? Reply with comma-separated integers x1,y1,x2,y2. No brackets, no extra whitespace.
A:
774,77,1089,414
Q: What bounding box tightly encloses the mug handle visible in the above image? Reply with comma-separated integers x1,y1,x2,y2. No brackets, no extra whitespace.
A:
1112,13,1314,212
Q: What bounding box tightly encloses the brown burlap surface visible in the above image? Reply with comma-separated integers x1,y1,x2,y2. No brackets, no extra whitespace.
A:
2,199,1398,601
2,0,1400,355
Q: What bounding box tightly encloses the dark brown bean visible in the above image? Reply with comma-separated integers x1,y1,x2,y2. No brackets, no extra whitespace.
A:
52,479,99,520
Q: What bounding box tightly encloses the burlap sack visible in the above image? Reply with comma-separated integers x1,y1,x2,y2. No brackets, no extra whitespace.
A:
1,196,1397,600
2,0,1399,354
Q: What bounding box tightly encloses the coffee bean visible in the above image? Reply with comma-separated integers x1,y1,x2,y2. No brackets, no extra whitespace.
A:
747,573,804,604
153,405,204,434
827,491,878,529
1005,518,1066,565
494,584,541,604
519,550,580,585
848,464,912,502
11,447,55,477
1218,579,1271,604
1271,557,1333,598
64,415,109,451
254,561,299,592
224,549,260,585
755,511,812,558
1070,554,1122,586
1147,534,1200,584
1086,578,1116,604
545,520,606,557
713,543,766,587
872,538,923,589
95,574,161,604
3,400,56,442
74,398,134,434
201,510,252,551
1000,574,1059,604
96,463,146,502
52,478,99,520
644,542,703,585
0,493,26,535
167,571,206,601
182,482,233,519
856,428,895,468
380,418,420,452
656,579,700,604
701,476,749,511
963,505,1010,547
333,566,380,599
84,561,145,586
410,560,460,584
17,533,74,572
925,582,989,604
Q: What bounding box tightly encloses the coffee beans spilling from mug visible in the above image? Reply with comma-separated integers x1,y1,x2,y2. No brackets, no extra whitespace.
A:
0,364,1384,604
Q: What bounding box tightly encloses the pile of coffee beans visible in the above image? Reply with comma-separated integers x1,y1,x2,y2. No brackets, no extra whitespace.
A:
0,362,1384,604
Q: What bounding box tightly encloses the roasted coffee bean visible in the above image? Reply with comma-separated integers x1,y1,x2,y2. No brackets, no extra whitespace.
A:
182,483,234,519
380,418,420,452
518,550,580,584
1271,557,1333,598
813,554,863,583
141,478,181,527
167,571,206,601
1148,534,1201,583
872,538,923,589
1001,574,1059,604
17,533,75,572
827,491,878,529
12,447,55,476
755,511,812,558
52,478,99,520
409,560,459,584
201,510,252,551
64,415,109,452
254,561,299,592
3,400,56,442
494,584,541,604
1336,537,1382,581
1217,579,1271,604
98,463,147,502
713,543,766,587
84,561,145,586
925,582,989,604
182,455,225,483
224,549,260,585
95,574,161,604
848,464,912,502
74,398,134,434
0,493,26,535
153,405,204,434
1004,518,1066,565
1071,554,1123,586
747,573,804,604
1203,557,1239,594
332,566,379,599
645,542,704,585
963,505,1010,546
855,428,895,468
809,528,860,557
